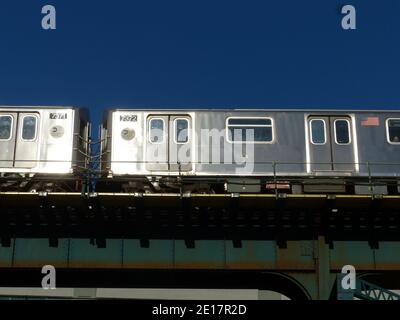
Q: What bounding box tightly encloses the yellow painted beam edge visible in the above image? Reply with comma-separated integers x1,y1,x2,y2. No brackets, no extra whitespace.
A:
0,192,400,200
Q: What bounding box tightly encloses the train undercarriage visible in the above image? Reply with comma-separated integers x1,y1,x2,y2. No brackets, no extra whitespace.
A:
0,173,86,193
1,172,399,195
94,175,400,196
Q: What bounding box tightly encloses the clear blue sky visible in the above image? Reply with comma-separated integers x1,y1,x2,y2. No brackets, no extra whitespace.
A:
0,0,399,127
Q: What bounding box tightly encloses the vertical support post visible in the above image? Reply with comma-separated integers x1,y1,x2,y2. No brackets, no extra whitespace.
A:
316,235,331,300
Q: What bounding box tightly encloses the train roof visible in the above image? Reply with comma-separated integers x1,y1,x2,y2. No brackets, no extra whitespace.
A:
0,106,89,120
0,105,80,110
104,107,400,113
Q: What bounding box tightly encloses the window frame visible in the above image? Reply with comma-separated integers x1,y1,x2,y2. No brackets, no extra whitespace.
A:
386,118,400,145
148,117,165,144
225,116,275,144
0,115,13,141
334,119,351,145
173,118,189,144
309,119,327,145
20,114,38,142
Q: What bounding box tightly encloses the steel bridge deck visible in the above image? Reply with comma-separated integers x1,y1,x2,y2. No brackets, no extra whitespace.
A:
1,192,400,300
1,192,400,208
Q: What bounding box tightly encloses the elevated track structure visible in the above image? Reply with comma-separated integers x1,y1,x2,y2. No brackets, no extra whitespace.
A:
0,192,400,300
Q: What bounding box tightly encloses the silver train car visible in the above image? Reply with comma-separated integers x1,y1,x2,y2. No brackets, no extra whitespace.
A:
99,108,400,194
0,106,90,191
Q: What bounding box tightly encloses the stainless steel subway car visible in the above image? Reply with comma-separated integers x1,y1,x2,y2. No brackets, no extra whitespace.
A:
100,109,400,194
0,106,89,191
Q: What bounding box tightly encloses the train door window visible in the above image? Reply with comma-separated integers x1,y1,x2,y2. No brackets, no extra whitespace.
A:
0,115,12,140
174,118,189,143
310,119,326,144
21,115,37,141
149,118,165,143
226,117,273,143
334,119,350,144
387,119,400,144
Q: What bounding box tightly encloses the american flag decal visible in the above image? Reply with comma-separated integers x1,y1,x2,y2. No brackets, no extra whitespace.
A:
361,117,380,126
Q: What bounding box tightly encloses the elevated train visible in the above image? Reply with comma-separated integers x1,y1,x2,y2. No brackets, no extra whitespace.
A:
1,106,399,194
0,106,90,192
99,108,400,194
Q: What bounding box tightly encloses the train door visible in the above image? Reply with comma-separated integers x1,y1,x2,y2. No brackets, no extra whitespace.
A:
169,116,192,172
146,115,192,172
146,116,169,171
0,112,39,168
14,113,40,168
308,116,356,172
0,112,18,168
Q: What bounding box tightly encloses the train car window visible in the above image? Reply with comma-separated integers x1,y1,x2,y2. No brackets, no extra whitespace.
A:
175,119,189,143
334,119,350,144
22,116,37,141
226,118,273,143
149,118,164,143
310,119,326,145
387,119,400,144
0,116,12,140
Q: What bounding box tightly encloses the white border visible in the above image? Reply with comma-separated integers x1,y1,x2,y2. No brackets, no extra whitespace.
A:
0,115,13,141
309,119,327,145
225,117,275,144
386,118,400,145
334,119,351,145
